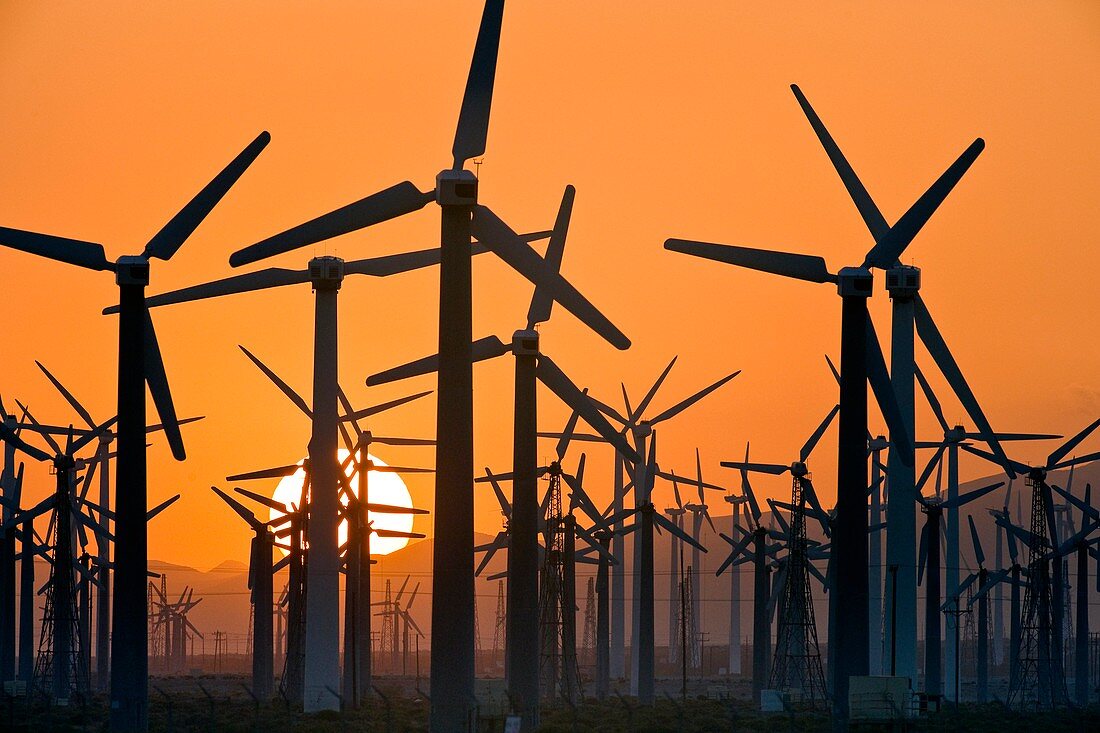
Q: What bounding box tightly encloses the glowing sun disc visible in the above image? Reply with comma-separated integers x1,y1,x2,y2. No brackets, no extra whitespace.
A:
269,448,415,556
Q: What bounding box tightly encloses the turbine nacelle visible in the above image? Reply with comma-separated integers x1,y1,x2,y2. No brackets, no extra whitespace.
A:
868,435,889,451
115,256,150,286
790,461,809,478
885,264,921,298
836,266,872,298
436,169,478,206
308,256,345,289
512,329,539,355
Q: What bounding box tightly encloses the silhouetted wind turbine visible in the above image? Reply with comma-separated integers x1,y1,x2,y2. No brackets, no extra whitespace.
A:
117,224,488,712
0,131,268,732
367,184,633,728
30,361,202,692
210,487,280,700
913,365,1057,699
228,2,627,723
782,85,1011,686
666,78,1004,711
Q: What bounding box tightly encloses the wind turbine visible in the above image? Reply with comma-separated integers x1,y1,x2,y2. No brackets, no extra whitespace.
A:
0,130,268,731
599,435,709,703
962,419,1100,708
731,84,1006,688
210,487,280,700
1046,480,1098,707
29,360,201,692
713,463,778,705
916,479,1003,699
229,3,628,723
682,450,719,670
589,360,738,698
722,490,750,677
367,184,632,728
913,365,1058,700
665,75,1001,709
664,476,688,666
125,227,480,712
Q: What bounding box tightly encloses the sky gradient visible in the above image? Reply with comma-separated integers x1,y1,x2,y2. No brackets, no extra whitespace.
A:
1,1,1098,570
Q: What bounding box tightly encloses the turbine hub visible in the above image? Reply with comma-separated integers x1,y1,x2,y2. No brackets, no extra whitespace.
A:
115,255,150,286
791,461,808,477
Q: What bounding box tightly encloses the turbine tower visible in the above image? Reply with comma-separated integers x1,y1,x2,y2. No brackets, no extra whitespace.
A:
0,131,268,732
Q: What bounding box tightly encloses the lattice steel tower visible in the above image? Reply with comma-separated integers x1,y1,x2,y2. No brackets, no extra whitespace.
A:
1009,470,1069,708
537,467,580,703
768,471,828,705
33,459,89,700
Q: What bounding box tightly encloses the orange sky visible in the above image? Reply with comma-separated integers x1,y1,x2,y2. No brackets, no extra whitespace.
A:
1,1,1098,571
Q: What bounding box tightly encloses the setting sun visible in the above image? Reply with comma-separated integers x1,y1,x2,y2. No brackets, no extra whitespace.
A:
269,448,416,556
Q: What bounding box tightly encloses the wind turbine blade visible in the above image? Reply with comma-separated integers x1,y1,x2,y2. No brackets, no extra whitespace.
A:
373,529,426,539
633,357,678,421
17,401,62,456
371,435,435,447
825,354,840,385
555,401,582,462
451,0,505,168
917,522,928,586
959,444,1031,478
914,365,950,433
941,480,1004,511
481,468,512,517
364,502,430,515
344,243,488,278
230,181,433,267
34,361,96,428
341,391,433,422
227,464,299,482
720,461,788,476
648,370,740,426
147,494,180,522
967,514,985,567
367,334,510,386
664,239,836,284
800,404,840,462
863,139,984,268
120,268,311,314
535,354,640,464
70,415,119,455
472,205,630,349
143,310,184,460
790,84,889,240
212,486,260,529
1050,482,1099,522
0,421,51,463
914,295,1011,476
144,131,271,261
1047,418,1100,469
652,511,706,553
0,226,113,271
527,185,573,328
865,311,912,464
239,345,311,419
940,573,979,611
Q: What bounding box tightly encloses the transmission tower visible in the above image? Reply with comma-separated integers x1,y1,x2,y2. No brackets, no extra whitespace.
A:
33,460,89,701
537,467,580,704
473,580,482,674
379,579,395,674
582,577,596,667
768,473,828,706
493,580,506,672
1010,472,1070,708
